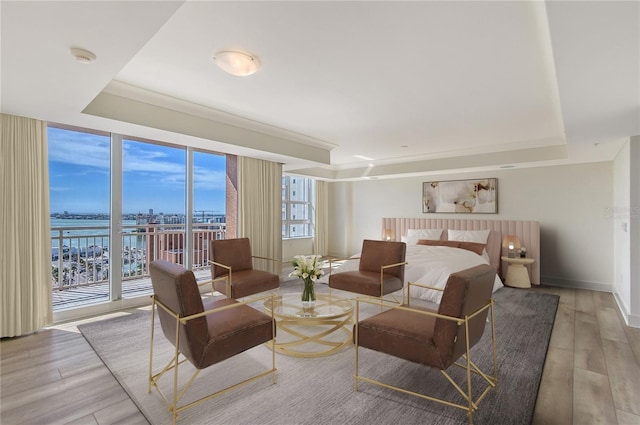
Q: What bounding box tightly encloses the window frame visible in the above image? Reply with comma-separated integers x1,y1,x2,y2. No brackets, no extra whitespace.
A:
282,175,314,239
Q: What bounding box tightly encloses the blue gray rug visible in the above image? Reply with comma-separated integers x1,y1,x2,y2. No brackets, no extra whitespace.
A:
78,286,558,425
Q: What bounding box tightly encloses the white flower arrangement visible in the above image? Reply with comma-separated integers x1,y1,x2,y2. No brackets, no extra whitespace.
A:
289,255,326,282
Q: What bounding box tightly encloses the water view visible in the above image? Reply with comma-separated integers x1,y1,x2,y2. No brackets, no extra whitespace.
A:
50,213,226,291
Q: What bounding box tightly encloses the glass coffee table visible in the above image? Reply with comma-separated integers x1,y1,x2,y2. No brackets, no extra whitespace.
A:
263,293,353,358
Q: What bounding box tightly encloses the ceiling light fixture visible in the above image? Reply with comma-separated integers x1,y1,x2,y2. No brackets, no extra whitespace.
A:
214,50,260,76
70,47,96,64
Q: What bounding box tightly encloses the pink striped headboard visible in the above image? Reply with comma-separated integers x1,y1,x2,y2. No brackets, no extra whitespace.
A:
382,218,540,285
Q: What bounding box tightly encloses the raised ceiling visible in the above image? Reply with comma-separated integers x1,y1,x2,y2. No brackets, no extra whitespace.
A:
1,1,638,180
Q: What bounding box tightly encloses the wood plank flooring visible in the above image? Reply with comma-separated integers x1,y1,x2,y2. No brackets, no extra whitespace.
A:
2,286,639,425
531,286,640,425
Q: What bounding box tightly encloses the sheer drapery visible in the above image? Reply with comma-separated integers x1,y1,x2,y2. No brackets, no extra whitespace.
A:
314,180,329,256
1,114,52,337
238,157,282,274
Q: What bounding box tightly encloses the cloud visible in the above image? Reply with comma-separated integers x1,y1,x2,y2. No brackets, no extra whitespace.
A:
193,167,226,190
48,129,110,169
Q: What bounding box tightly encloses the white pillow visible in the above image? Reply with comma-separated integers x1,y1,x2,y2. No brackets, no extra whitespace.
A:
447,229,491,244
403,228,444,245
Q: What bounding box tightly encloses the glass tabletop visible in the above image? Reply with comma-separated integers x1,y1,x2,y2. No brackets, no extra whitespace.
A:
263,293,352,319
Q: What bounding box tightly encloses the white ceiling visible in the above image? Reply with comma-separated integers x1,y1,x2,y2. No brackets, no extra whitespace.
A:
2,1,638,180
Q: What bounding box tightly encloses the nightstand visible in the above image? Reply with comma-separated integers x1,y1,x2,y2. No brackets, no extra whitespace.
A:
501,256,535,288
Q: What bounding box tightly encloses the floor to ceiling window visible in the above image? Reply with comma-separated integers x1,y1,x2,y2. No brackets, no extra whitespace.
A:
48,125,227,312
121,138,186,298
193,150,228,267
48,125,112,309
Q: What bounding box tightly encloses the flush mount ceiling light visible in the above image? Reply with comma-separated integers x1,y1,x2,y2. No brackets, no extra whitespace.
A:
214,50,260,76
70,47,96,64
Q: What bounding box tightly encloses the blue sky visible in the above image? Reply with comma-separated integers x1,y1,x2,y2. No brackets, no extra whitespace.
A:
48,127,226,214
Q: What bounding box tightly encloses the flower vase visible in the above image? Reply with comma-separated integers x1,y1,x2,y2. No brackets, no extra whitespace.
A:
301,278,316,309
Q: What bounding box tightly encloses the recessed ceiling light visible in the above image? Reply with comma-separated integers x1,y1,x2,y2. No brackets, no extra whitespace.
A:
70,47,96,64
214,50,260,76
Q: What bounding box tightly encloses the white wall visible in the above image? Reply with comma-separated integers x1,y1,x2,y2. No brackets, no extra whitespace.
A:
613,142,632,317
631,138,640,326
282,237,314,262
612,137,640,327
327,162,614,290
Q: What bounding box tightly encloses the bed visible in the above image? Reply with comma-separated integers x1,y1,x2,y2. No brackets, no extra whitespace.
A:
323,218,540,304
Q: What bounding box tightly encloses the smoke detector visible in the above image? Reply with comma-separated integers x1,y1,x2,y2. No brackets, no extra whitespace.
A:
70,47,97,64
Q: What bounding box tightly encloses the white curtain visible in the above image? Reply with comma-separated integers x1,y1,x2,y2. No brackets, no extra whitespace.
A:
238,157,282,274
314,180,329,256
1,114,52,337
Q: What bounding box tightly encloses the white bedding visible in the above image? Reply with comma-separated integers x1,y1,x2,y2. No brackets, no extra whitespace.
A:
322,244,503,303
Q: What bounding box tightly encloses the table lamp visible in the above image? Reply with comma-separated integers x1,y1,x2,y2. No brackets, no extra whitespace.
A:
502,235,520,258
382,228,395,241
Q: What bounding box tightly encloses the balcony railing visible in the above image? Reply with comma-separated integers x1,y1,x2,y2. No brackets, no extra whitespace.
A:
50,223,226,292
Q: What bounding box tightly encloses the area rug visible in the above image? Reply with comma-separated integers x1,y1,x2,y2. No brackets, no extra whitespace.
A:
78,287,558,425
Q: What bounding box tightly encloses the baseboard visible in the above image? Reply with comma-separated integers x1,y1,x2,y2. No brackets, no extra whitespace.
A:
612,291,640,328
540,275,612,292
53,295,150,324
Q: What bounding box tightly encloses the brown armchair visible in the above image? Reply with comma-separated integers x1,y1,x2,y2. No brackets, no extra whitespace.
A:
209,237,280,299
329,239,407,299
354,264,497,424
148,259,276,424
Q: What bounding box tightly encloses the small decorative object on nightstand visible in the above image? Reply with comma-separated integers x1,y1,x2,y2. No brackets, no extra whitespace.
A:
519,247,527,258
501,256,535,288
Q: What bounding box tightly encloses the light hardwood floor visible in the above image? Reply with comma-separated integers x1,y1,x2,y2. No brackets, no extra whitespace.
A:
2,286,639,425
530,286,640,425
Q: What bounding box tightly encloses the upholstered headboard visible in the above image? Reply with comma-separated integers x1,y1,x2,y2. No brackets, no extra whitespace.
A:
381,218,541,285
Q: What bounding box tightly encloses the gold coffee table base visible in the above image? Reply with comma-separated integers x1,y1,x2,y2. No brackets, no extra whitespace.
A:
264,293,353,358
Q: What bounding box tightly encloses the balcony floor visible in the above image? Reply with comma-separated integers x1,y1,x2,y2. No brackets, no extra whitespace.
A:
52,269,211,311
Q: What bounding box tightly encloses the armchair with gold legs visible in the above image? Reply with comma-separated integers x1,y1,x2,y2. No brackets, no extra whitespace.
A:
148,259,277,424
328,239,407,302
209,237,280,299
354,264,497,425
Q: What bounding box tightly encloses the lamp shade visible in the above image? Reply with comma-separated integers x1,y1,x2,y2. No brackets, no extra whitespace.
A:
214,50,260,76
502,235,520,258
502,235,521,249
382,229,395,241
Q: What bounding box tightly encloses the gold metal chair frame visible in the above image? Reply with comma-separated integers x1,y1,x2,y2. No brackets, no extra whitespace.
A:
209,255,281,298
354,283,497,425
148,289,277,425
328,257,408,303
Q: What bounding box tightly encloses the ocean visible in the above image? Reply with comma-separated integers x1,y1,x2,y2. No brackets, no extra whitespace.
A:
50,218,140,252
50,218,146,276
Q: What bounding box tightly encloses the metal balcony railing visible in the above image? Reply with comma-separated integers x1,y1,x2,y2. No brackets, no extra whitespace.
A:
50,222,226,293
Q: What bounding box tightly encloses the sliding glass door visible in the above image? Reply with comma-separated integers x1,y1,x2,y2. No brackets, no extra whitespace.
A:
48,125,112,309
121,138,186,299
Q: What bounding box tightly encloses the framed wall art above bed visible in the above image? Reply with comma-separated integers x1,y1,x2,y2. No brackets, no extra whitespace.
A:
423,178,497,213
